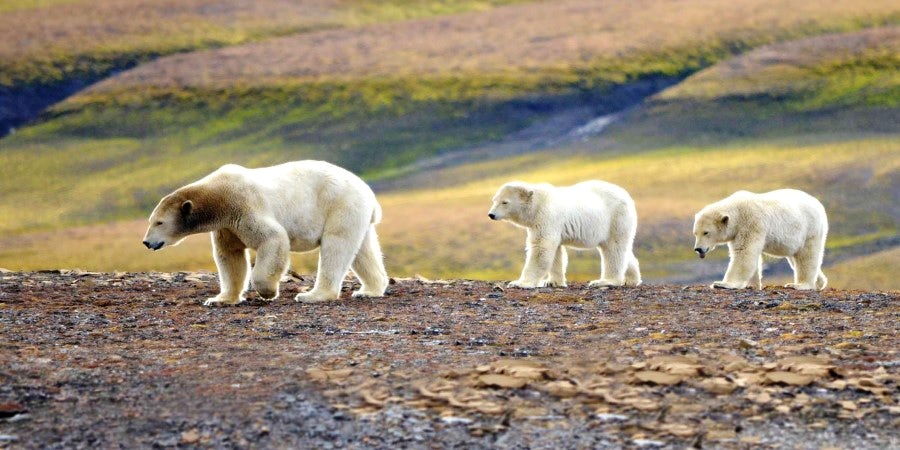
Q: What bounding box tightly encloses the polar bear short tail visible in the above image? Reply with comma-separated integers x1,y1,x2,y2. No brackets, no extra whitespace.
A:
816,271,828,290
371,202,383,225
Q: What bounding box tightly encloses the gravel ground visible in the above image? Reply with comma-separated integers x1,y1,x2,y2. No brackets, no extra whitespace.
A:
1,270,898,449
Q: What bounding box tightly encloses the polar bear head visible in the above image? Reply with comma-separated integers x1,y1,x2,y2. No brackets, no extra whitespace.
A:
692,209,733,258
488,182,536,225
142,187,219,251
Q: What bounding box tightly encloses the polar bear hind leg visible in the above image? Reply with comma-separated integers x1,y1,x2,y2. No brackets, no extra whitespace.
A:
624,252,642,287
785,244,823,291
296,217,368,303
590,243,628,288
816,270,828,290
350,226,389,298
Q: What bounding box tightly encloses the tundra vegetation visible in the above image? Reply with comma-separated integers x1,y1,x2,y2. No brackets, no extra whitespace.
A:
0,0,897,289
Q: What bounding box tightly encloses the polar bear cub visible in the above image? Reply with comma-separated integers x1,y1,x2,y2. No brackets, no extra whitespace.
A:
693,189,828,291
489,180,641,288
143,161,389,305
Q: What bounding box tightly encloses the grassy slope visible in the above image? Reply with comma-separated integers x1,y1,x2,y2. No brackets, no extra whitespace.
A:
606,27,900,148
2,0,898,235
1,4,898,290
372,29,900,288
2,139,895,290
825,247,900,291
9,29,897,289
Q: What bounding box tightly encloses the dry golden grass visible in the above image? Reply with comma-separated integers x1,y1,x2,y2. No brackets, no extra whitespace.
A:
2,139,895,291
0,0,340,83
374,139,899,282
826,247,900,291
84,0,900,93
0,0,535,85
2,1,896,292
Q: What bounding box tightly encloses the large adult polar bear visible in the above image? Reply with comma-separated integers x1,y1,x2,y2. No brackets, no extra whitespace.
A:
488,180,642,288
142,161,389,306
692,189,828,291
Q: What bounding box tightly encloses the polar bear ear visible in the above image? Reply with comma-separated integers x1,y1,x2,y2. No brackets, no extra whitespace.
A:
180,200,194,216
720,215,729,225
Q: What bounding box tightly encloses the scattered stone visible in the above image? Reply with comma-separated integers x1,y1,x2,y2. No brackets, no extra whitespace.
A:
0,402,26,418
596,413,629,421
180,429,201,445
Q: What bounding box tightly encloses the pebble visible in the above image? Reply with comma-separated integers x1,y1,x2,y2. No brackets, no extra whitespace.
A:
440,416,473,425
633,438,665,447
595,413,629,421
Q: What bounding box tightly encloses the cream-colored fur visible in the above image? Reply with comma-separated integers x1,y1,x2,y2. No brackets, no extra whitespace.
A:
143,161,388,306
692,189,828,291
489,180,641,289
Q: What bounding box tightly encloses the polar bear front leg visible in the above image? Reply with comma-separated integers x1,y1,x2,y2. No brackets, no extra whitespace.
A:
590,243,628,288
712,241,762,289
543,245,568,287
205,229,249,307
250,229,290,301
747,255,763,290
509,233,558,288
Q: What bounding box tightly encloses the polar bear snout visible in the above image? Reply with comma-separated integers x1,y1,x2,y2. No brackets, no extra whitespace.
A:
695,247,707,258
488,213,498,220
143,240,165,251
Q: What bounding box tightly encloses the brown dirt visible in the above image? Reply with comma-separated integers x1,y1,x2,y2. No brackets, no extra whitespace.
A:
1,270,898,448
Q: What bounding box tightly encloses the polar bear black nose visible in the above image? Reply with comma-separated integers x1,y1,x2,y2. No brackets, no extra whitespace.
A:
488,213,497,220
143,240,164,250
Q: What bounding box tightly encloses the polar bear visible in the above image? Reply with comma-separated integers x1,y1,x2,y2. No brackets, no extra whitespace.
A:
142,161,389,305
488,180,641,289
692,189,828,291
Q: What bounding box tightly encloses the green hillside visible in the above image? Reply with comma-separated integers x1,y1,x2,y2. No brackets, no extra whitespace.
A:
0,1,898,290
3,0,898,234
607,27,900,148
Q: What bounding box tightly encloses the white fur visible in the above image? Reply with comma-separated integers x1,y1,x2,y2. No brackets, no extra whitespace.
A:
692,189,828,291
143,161,389,305
488,180,642,289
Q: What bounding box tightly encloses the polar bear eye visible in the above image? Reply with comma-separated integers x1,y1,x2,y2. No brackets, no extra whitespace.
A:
155,221,164,226
501,201,509,205
703,231,709,236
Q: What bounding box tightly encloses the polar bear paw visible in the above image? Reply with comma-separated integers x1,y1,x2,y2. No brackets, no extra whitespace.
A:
588,279,622,289
783,283,815,291
203,294,244,307
542,279,567,288
294,290,339,303
711,281,746,290
507,279,540,289
351,289,384,298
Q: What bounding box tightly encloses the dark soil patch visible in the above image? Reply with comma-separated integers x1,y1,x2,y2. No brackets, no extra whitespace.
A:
1,271,897,448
